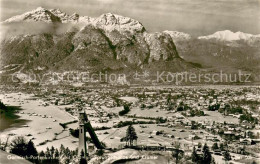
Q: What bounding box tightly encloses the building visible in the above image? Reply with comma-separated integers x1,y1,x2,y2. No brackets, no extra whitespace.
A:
78,111,87,157
78,110,104,158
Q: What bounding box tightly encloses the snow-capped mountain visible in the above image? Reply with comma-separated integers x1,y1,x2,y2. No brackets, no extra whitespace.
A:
1,7,259,84
4,7,61,23
92,13,145,34
3,7,145,34
49,9,80,23
8,7,260,44
163,30,191,41
3,7,90,24
198,30,260,42
1,7,193,75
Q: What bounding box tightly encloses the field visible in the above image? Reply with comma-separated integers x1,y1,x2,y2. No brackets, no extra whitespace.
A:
0,93,78,151
189,111,239,124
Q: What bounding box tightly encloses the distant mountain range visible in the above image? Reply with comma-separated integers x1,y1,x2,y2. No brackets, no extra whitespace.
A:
198,30,260,43
172,30,260,71
0,7,259,84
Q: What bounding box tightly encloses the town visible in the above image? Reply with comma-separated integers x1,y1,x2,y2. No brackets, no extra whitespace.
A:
0,85,259,163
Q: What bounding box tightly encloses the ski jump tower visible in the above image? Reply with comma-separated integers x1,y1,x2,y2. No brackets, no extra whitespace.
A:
78,111,104,157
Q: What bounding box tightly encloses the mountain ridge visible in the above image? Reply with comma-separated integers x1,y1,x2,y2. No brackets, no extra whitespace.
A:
3,7,260,44
1,7,199,85
1,7,259,84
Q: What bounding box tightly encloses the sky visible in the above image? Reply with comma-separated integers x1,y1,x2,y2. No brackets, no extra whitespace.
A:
0,0,260,36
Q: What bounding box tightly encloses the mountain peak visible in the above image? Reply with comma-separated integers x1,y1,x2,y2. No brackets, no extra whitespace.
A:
163,30,192,41
93,13,145,34
35,6,47,11
49,9,79,23
4,7,61,23
3,8,146,34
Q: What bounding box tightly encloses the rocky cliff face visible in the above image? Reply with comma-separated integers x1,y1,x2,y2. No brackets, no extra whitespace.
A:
145,32,179,62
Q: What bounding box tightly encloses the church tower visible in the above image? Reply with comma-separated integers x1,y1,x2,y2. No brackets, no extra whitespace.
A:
78,111,87,157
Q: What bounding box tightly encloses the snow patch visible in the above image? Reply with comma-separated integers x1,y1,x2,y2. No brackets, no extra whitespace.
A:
164,30,191,41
